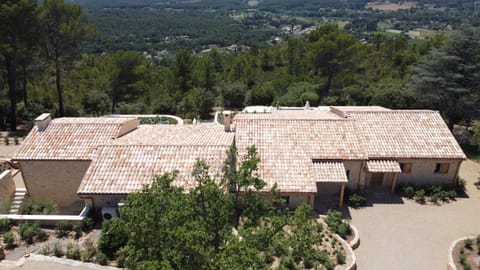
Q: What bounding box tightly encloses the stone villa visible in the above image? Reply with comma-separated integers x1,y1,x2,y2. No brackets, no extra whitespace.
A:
11,106,466,212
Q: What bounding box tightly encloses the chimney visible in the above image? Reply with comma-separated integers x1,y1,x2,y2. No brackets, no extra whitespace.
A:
223,110,232,132
35,113,52,130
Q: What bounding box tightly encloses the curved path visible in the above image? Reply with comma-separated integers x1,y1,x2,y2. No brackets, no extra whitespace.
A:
350,160,480,269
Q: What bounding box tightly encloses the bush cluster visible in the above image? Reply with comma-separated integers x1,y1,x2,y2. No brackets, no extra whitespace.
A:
3,231,16,249
19,198,57,215
325,210,351,239
0,219,12,233
400,183,457,204
347,192,367,208
19,222,48,244
55,221,72,238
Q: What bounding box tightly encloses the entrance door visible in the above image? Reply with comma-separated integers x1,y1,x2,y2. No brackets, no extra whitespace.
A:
370,173,384,186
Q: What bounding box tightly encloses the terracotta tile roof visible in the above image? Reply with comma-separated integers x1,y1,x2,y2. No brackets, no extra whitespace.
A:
234,108,343,120
234,118,364,192
78,145,229,194
14,117,138,160
347,111,466,159
330,106,391,118
312,161,348,183
112,124,234,146
366,160,402,173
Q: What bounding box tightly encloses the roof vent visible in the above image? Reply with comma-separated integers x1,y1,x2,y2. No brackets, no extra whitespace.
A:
35,113,52,131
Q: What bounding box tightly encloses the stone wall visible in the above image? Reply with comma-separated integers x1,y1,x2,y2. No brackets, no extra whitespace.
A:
20,160,90,207
0,170,15,203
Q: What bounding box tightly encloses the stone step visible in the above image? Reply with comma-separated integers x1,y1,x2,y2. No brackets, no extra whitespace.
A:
15,188,27,192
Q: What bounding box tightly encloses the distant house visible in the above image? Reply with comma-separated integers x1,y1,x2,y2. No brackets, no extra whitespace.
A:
12,106,465,211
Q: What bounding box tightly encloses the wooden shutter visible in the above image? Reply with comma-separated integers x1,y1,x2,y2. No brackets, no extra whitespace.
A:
440,163,450,175
403,163,412,173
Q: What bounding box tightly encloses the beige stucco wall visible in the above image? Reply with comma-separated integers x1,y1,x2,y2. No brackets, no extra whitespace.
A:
343,161,363,190
260,193,313,210
84,194,128,208
0,170,15,202
396,159,462,186
287,193,312,209
20,160,90,207
362,159,463,187
316,182,341,194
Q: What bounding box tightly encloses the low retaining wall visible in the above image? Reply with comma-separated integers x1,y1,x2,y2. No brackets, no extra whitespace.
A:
349,224,360,250
0,206,91,226
334,231,357,270
447,236,477,270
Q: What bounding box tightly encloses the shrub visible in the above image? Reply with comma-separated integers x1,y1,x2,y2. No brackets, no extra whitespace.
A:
279,255,297,269
465,238,473,250
463,263,472,270
39,244,52,256
98,219,128,258
13,137,19,145
459,248,466,264
96,251,108,266
20,198,57,215
19,223,36,244
53,241,63,257
36,229,48,242
446,190,457,200
477,236,480,255
336,250,346,265
55,221,72,238
3,136,9,145
82,218,95,232
402,185,415,198
19,222,48,244
3,231,15,249
430,193,440,203
325,210,351,239
116,247,129,268
72,224,82,239
455,178,466,194
0,219,12,233
348,193,367,208
66,243,81,260
413,189,426,203
81,239,96,262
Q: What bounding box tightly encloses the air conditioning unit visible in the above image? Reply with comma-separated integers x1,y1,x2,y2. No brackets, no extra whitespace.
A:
101,207,118,221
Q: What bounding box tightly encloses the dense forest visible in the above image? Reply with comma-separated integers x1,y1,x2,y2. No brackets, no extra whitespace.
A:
0,0,480,136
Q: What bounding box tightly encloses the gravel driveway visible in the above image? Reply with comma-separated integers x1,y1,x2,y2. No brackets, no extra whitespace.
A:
350,160,480,270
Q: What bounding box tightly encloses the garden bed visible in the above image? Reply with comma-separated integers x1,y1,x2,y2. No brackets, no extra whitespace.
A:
397,182,465,205
451,236,480,270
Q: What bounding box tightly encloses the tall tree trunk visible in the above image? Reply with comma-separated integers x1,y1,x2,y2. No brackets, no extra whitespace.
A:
22,61,28,106
6,55,17,132
111,88,116,113
325,70,333,95
55,51,64,117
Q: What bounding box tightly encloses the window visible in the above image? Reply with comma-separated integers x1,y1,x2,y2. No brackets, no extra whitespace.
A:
399,163,412,173
281,196,290,205
346,170,350,179
434,163,450,175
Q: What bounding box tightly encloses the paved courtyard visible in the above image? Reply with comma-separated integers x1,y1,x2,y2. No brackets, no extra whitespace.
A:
350,160,480,270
